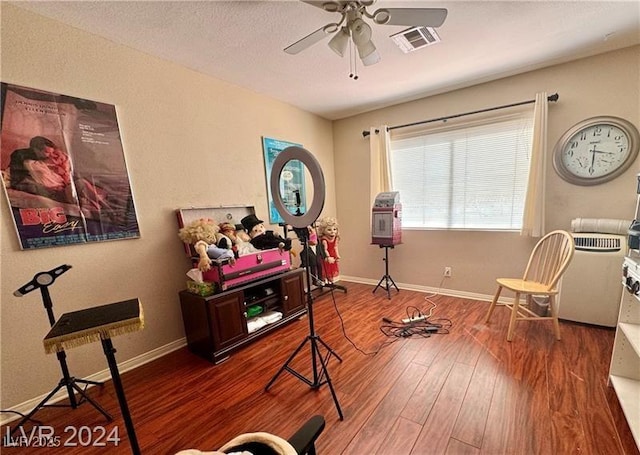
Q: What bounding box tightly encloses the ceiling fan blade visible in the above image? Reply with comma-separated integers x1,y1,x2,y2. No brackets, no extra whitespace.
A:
383,8,448,27
300,1,342,12
300,0,329,8
284,26,332,55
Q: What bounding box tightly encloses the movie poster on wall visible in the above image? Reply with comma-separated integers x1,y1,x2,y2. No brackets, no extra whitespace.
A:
262,137,307,224
0,83,140,250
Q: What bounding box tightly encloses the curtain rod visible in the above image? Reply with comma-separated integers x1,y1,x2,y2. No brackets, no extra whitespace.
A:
362,93,559,138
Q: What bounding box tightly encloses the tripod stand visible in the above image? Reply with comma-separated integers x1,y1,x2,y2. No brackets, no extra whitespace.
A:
373,245,399,299
11,265,111,435
265,227,344,420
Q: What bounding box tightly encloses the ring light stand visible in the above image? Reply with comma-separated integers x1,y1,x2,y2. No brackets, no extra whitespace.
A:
11,265,111,435
265,146,344,420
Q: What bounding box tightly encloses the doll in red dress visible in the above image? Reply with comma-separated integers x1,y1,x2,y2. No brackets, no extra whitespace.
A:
318,217,340,283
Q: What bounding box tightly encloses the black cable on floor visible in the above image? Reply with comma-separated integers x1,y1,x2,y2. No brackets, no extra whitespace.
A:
325,285,453,357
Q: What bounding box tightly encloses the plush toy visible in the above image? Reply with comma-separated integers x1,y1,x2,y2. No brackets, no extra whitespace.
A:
178,218,235,271
318,216,340,283
240,214,292,252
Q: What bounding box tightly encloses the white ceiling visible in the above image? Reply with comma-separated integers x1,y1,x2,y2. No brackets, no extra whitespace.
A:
11,1,640,120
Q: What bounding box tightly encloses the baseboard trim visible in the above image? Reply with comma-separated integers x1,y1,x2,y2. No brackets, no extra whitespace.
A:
1,338,187,427
339,275,504,303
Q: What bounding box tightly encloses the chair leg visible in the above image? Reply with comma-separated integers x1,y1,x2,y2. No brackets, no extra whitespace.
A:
485,285,503,323
507,292,521,341
287,415,325,455
548,295,561,340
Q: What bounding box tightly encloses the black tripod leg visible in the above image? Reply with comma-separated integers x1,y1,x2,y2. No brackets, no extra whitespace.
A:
10,383,65,436
315,343,344,420
57,351,78,408
101,338,140,455
388,274,399,292
70,382,112,421
265,336,310,391
75,378,105,387
373,275,386,294
315,336,342,363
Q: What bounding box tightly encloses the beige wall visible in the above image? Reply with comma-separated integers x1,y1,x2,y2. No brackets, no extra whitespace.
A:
0,4,335,410
333,45,640,297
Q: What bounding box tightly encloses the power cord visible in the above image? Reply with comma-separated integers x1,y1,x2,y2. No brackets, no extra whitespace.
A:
328,288,400,356
380,316,452,339
324,283,452,357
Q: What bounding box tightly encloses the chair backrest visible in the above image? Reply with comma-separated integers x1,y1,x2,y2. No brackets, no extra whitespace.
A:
523,230,575,291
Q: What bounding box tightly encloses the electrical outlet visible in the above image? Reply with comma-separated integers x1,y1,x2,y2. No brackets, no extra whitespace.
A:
444,266,452,277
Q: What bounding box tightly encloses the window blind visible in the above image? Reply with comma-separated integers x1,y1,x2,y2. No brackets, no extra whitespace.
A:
390,113,534,229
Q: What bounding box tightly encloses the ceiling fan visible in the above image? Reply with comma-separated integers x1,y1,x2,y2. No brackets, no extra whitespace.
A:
284,1,448,67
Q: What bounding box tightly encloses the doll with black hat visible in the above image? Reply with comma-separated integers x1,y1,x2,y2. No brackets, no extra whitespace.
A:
241,214,292,252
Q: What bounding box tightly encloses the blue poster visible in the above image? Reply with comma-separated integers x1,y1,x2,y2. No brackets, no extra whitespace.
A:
262,137,307,224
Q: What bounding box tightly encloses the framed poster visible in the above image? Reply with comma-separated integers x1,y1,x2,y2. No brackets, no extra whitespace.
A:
0,83,140,249
262,137,307,224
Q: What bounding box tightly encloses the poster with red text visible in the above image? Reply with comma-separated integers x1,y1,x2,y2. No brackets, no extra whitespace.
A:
0,83,140,249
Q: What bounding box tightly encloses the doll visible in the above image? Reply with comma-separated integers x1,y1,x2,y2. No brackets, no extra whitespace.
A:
240,214,292,252
216,222,236,251
218,222,259,257
318,217,340,283
178,218,235,271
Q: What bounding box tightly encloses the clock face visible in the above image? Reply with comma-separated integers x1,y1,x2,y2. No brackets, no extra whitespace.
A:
553,117,640,185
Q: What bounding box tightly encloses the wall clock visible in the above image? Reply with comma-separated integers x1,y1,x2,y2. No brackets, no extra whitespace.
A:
552,116,639,186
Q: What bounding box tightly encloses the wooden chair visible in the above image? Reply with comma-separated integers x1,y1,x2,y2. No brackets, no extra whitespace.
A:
485,230,575,341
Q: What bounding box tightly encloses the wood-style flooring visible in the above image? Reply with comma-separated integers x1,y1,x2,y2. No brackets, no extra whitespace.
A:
2,282,638,454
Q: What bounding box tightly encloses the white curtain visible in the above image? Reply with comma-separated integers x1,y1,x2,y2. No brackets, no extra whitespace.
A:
521,92,548,237
369,125,392,205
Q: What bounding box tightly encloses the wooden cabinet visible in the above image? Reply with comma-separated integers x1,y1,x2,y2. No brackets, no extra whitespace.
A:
210,291,247,349
282,271,306,315
179,269,306,363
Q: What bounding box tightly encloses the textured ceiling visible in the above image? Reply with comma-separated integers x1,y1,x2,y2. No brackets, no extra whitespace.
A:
11,1,640,120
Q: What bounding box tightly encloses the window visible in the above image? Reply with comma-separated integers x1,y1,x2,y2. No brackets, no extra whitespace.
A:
390,113,534,230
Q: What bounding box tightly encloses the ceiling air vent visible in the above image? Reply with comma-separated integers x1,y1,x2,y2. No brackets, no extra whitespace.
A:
390,26,441,53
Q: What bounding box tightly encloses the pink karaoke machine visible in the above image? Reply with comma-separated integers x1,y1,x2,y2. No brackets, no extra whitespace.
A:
177,206,291,292
371,192,402,246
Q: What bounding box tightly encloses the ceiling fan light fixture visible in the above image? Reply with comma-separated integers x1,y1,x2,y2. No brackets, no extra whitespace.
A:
328,26,349,57
357,40,380,66
361,49,381,66
350,17,372,45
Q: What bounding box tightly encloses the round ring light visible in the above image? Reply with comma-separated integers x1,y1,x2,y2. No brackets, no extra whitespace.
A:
269,146,325,229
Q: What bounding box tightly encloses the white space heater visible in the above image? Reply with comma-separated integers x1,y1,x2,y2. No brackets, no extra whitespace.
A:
559,228,627,327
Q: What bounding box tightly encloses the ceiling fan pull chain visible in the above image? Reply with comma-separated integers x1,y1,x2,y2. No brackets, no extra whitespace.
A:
353,40,359,80
349,39,354,79
347,39,358,80
354,55,359,80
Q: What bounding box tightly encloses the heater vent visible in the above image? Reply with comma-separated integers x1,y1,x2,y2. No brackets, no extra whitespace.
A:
391,26,441,53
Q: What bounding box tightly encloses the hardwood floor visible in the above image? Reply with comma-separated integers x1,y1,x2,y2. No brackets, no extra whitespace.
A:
2,282,638,454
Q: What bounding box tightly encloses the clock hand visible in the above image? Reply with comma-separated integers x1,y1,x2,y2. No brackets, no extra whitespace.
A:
589,145,596,173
